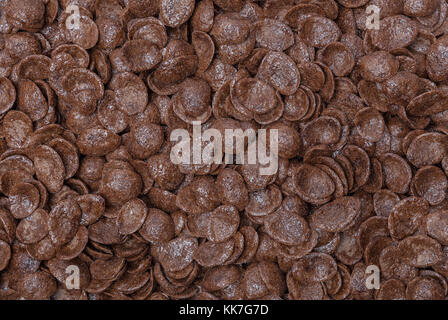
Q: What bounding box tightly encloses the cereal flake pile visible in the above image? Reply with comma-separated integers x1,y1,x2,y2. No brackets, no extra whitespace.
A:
0,0,448,300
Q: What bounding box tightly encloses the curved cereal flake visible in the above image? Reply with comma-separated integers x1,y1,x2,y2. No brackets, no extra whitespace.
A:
46,138,79,180
90,49,111,84
292,164,335,204
0,240,11,271
97,91,127,134
302,116,342,148
3,110,33,149
398,235,443,268
300,16,341,49
139,208,175,244
235,226,259,264
406,132,447,168
216,168,248,211
364,236,393,267
0,77,16,114
206,205,240,243
383,71,421,105
56,226,88,260
310,196,361,232
357,80,391,113
176,176,219,214
48,199,81,246
264,207,310,246
379,153,412,194
90,256,125,281
127,122,164,159
373,189,400,217
324,269,342,296
336,0,369,8
432,245,448,277
88,217,124,245
277,230,319,260
270,123,301,159
406,276,445,300
76,194,105,226
283,88,310,121
160,0,195,28
217,31,255,65
191,0,214,32
242,261,284,299
257,51,300,95
17,80,49,122
154,237,197,272
376,279,406,300
17,271,57,299
320,42,354,77
65,15,98,49
202,265,240,292
359,50,399,82
354,108,385,143
224,232,244,265
9,183,40,219
425,210,448,246
109,72,148,116
291,252,337,283
314,229,340,255
212,0,243,11
414,166,447,205
407,90,448,117
46,258,91,290
148,55,198,95
284,4,326,29
172,78,212,125
192,31,214,72
297,62,325,92
194,237,235,268
51,44,89,69
317,62,335,102
370,15,418,51
32,145,65,193
312,0,339,20
117,198,148,236
245,185,282,217
359,216,389,250
255,19,294,52
342,144,370,191
231,77,277,116
0,209,18,244
62,68,104,114
14,55,51,81
122,40,161,72
287,271,325,300
427,35,448,81
77,127,121,157
363,158,383,193
16,209,49,244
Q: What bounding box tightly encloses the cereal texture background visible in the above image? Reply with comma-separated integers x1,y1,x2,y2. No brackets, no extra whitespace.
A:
0,0,448,300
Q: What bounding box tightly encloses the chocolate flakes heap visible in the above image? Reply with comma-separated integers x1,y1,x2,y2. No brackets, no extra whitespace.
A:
0,0,448,300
